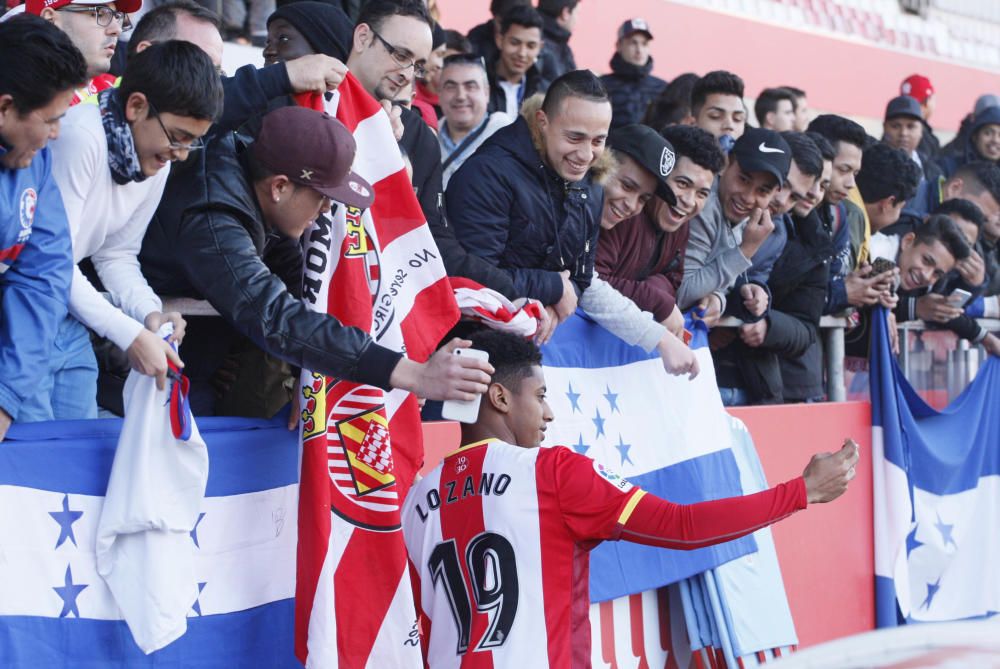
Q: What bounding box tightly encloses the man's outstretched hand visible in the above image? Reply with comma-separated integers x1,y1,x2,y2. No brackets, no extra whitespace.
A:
803,439,860,503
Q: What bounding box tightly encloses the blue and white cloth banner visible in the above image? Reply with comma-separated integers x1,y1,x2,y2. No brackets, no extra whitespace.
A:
541,314,756,601
871,306,1000,626
678,416,798,666
0,415,302,667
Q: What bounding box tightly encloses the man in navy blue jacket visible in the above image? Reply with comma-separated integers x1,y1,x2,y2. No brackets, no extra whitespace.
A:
0,16,88,440
446,70,610,328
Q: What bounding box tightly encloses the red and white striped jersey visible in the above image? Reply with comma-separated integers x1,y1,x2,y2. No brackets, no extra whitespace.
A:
401,439,640,669
402,439,808,669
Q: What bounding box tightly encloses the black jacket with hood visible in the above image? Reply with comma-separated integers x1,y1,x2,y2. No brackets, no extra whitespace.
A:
600,53,667,129
445,103,611,306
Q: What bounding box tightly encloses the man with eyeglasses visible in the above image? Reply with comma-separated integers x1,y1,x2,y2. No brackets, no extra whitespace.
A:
347,1,439,223
26,40,223,420
345,1,526,300
438,54,513,188
1,0,140,105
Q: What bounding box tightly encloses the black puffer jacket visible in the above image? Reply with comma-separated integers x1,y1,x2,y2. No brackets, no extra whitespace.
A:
600,53,667,129
140,132,402,391
445,114,606,306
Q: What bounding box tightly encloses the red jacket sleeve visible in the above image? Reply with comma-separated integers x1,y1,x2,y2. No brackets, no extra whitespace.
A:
613,477,808,550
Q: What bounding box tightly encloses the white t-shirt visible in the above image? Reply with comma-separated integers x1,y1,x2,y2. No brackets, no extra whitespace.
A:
49,102,168,351
499,80,523,118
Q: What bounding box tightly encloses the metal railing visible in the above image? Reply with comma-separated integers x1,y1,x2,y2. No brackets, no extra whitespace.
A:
716,316,850,402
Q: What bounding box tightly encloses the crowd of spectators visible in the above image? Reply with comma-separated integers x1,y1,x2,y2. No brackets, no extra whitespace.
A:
3,0,1000,443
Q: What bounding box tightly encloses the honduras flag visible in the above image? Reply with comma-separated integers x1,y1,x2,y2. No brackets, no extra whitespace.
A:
0,415,302,667
872,306,1000,625
541,314,756,601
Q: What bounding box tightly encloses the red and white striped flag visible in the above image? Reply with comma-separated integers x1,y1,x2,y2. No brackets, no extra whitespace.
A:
295,74,459,668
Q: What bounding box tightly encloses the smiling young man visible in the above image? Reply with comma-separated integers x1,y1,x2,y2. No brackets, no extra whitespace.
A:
597,124,724,336
843,214,985,359
33,40,222,420
0,15,87,438
711,132,834,406
676,127,790,324
2,0,140,104
486,4,546,117
599,18,666,129
402,327,860,669
447,71,698,376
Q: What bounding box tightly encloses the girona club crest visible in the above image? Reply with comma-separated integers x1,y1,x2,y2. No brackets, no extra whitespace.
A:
302,379,402,531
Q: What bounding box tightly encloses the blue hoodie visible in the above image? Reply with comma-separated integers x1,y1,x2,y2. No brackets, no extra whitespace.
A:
0,145,73,419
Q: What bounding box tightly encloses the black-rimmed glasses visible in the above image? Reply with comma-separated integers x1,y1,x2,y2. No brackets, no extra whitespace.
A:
371,29,427,79
147,101,204,152
59,4,132,32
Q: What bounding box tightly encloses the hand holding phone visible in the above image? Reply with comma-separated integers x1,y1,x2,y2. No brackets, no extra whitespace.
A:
440,348,490,424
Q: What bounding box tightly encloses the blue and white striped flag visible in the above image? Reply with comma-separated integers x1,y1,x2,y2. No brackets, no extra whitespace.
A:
871,306,1000,625
540,314,756,600
0,416,302,667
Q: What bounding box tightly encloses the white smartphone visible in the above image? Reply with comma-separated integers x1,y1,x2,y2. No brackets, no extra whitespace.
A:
947,288,972,306
440,348,490,424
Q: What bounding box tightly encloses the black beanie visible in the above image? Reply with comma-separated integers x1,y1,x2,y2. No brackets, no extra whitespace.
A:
267,1,354,61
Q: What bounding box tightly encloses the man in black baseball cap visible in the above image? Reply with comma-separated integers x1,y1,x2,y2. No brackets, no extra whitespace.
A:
882,95,924,158
881,94,944,218
676,127,790,324
140,106,491,417
601,123,677,229
600,17,666,128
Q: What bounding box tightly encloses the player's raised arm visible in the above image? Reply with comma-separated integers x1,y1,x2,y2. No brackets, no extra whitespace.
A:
615,440,859,550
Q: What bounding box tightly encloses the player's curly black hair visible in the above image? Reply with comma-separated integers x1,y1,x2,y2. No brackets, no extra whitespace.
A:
659,125,725,174
856,143,921,205
466,329,542,391
806,114,868,153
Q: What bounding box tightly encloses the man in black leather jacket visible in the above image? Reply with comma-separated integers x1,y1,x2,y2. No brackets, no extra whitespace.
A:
140,107,490,415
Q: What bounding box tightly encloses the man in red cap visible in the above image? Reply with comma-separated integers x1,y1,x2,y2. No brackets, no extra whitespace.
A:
900,73,940,159
1,0,140,104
